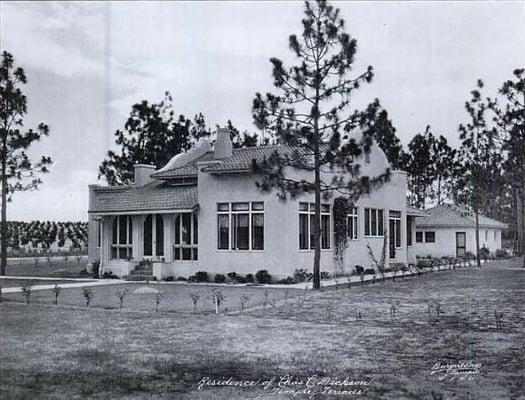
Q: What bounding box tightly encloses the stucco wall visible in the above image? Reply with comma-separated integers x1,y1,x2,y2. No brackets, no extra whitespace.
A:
414,226,503,258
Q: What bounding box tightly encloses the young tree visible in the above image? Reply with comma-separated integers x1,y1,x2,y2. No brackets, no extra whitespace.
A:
404,127,436,208
252,0,389,289
430,135,458,205
458,80,503,267
98,92,211,185
489,68,524,265
0,51,52,275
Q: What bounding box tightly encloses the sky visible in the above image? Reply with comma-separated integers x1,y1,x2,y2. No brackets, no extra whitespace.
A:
1,1,524,222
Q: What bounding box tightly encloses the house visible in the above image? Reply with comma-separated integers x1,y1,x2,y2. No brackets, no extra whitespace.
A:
414,204,508,258
87,128,422,280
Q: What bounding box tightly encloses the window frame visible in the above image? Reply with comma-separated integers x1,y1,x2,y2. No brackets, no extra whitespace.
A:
389,210,402,249
416,231,423,243
364,208,385,238
111,215,133,260
424,231,436,243
347,207,359,240
143,214,164,258
299,202,331,250
217,202,264,251
174,212,198,261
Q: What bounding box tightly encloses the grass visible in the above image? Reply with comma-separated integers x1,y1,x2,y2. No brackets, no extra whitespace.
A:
0,258,523,399
0,278,93,288
4,259,89,278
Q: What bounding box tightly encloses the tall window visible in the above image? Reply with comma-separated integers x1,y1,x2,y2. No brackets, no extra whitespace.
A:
217,202,264,250
389,211,402,248
144,214,164,257
347,207,358,240
174,213,198,260
494,231,497,241
111,215,132,259
416,231,423,243
424,231,435,243
364,208,384,237
299,202,331,250
97,220,102,248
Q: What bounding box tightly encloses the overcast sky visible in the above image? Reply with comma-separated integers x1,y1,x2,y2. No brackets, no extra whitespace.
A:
1,1,524,221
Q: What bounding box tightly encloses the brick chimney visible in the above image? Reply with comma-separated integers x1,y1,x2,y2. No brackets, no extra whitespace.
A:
214,127,232,159
134,164,156,185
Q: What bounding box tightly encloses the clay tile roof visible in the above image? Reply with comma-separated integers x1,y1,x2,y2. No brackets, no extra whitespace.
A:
416,204,508,229
89,181,197,213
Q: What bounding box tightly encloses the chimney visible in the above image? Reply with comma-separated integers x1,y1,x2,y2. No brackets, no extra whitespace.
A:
134,164,156,186
214,127,232,159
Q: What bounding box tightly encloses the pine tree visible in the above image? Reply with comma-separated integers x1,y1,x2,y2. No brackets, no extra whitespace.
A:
252,0,389,289
430,135,458,205
0,52,52,275
405,127,436,208
458,80,503,267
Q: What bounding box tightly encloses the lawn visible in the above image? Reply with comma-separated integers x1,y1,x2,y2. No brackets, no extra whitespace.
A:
0,278,93,288
4,258,89,278
1,258,523,400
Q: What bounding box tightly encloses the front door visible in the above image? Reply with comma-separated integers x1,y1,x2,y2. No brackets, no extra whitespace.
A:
389,219,396,259
456,232,466,257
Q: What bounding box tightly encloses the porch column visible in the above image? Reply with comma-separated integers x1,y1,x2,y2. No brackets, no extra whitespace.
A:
100,216,113,273
132,215,146,261
162,214,175,262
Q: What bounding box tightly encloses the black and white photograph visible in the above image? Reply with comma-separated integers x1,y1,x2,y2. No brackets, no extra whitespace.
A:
0,1,524,399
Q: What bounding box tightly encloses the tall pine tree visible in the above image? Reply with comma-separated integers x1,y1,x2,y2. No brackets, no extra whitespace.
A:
252,0,389,289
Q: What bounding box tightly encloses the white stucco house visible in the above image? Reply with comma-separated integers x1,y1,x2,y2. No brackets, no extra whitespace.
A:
414,204,508,258
87,128,425,280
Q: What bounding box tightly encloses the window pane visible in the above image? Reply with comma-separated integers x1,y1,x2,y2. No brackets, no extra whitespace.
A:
232,202,249,211
416,231,423,243
182,213,191,245
119,247,127,259
321,204,330,213
347,216,354,239
299,214,308,249
119,216,127,244
321,214,330,249
175,215,181,245
156,215,164,256
425,231,435,243
182,248,192,260
233,214,249,250
193,213,198,244
371,210,377,236
354,216,358,239
378,210,384,236
252,214,264,250
252,202,264,211
389,210,401,218
128,247,133,259
144,215,152,256
217,203,229,211
364,209,370,236
407,217,412,246
218,214,229,249
128,217,133,244
97,221,102,247
111,246,117,259
395,220,401,248
174,247,180,260
193,248,198,260
309,214,315,250
299,202,308,211
112,218,118,244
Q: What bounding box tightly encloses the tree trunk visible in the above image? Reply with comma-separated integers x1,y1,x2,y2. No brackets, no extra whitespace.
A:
313,151,321,290
437,176,442,205
1,133,7,276
516,188,523,258
474,205,481,268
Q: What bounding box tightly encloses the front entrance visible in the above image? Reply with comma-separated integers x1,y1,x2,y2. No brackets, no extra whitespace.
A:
389,211,401,259
456,232,466,257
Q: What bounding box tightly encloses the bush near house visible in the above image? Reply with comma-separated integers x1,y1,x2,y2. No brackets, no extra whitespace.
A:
255,270,272,284
214,274,226,283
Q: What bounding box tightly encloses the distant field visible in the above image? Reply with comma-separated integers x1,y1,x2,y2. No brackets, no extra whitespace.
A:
0,278,92,288
0,258,523,400
4,258,89,278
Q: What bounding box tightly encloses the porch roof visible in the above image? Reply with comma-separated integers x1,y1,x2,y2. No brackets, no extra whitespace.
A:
406,206,429,217
89,181,197,214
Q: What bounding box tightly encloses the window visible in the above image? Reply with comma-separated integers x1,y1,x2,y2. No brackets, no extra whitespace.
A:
389,211,402,249
111,215,132,259
144,214,164,257
406,217,413,246
299,202,331,250
364,208,384,237
217,202,264,250
485,230,488,241
425,231,435,243
97,220,102,248
494,231,497,241
416,231,423,243
347,207,358,240
174,213,198,261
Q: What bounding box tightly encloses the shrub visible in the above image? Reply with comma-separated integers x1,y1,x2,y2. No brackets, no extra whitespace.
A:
479,247,490,259
52,284,61,305
176,276,188,282
293,268,312,283
276,276,295,284
364,268,375,275
82,288,95,307
354,265,364,274
102,271,117,279
236,276,247,284
245,273,255,284
188,275,198,282
255,269,272,284
464,251,475,261
495,249,508,259
195,271,209,282
227,272,238,282
155,292,164,312
115,288,130,310
320,271,331,280
164,276,175,282
214,274,226,283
